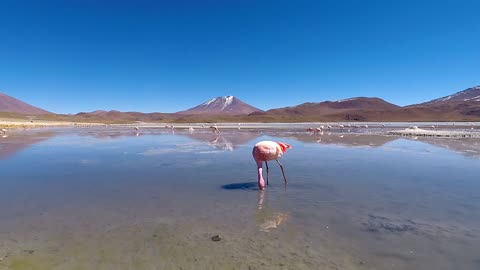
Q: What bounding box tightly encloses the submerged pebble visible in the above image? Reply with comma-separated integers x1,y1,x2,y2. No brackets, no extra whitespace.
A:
211,235,222,241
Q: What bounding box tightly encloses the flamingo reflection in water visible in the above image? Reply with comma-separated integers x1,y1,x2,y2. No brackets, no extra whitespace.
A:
256,191,289,232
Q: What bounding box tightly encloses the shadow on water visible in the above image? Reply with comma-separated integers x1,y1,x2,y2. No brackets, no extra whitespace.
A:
221,182,259,191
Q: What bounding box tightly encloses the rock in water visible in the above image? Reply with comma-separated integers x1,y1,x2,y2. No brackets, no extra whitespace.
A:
211,235,222,241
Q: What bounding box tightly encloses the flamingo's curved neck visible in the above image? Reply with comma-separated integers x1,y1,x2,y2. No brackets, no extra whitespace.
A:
257,161,265,190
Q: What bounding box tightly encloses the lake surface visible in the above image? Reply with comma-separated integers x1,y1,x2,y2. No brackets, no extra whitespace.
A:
1,127,480,270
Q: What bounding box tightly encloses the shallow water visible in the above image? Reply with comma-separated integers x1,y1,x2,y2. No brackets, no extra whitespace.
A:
1,128,480,270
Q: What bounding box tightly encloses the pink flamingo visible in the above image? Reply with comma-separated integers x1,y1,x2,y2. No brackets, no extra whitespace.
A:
209,125,220,134
252,141,292,190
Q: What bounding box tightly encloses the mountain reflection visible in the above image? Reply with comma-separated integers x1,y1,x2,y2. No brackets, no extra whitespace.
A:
1,128,480,159
285,133,397,148
0,132,55,159
184,131,260,151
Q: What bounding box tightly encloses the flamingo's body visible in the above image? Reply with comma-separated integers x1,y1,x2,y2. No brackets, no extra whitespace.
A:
252,141,292,190
1,129,6,135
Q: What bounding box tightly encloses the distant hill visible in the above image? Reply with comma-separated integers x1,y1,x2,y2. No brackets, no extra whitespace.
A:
413,86,480,106
177,96,263,115
253,97,406,121
0,93,51,115
407,86,480,119
72,110,171,123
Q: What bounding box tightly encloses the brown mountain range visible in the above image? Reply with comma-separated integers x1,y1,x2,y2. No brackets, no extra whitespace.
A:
2,86,480,122
251,97,403,121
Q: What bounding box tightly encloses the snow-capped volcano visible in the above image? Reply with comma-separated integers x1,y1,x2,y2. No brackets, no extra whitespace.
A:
177,96,263,115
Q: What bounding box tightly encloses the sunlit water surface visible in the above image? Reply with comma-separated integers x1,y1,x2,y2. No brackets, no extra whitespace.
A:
1,127,480,270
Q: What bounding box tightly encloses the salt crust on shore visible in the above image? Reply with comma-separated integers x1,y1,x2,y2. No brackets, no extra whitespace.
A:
387,128,480,138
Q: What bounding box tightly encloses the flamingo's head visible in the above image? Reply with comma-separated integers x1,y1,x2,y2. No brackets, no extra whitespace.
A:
258,180,265,190
277,142,292,153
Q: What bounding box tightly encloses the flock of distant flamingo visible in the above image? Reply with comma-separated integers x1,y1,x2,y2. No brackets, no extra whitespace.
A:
305,123,379,135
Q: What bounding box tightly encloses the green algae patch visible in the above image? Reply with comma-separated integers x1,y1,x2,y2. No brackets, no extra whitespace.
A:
7,257,55,270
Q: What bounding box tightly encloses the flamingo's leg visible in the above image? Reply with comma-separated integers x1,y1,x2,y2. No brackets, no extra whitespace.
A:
276,159,287,184
265,161,269,185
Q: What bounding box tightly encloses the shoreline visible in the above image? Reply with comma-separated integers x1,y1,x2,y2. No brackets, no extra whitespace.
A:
1,119,479,137
0,119,106,129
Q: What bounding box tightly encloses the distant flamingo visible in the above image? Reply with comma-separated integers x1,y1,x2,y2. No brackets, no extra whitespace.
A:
306,127,322,135
134,127,139,132
252,141,292,190
210,125,220,134
1,129,6,135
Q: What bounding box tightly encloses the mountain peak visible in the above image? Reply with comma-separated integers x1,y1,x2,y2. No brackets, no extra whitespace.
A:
0,92,51,115
178,96,262,115
416,86,480,106
202,96,235,107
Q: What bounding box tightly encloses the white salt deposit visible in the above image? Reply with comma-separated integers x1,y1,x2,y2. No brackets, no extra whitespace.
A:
388,128,480,138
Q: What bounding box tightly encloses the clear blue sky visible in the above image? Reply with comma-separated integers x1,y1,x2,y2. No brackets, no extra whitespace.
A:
1,0,479,114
